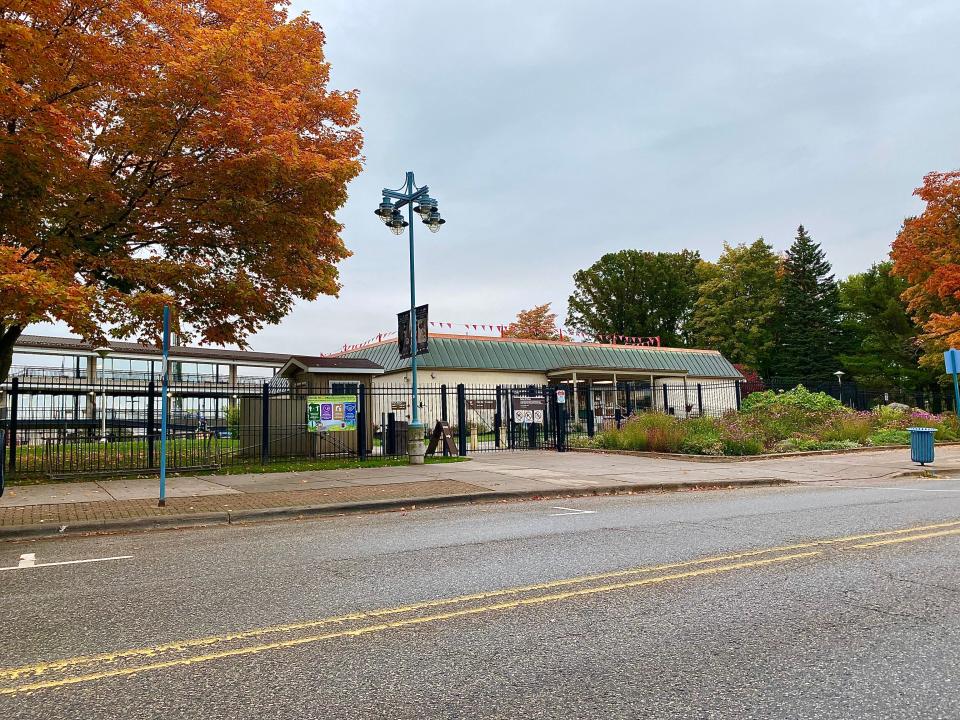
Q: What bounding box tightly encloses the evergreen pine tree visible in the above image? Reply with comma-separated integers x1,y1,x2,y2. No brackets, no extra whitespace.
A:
773,226,841,379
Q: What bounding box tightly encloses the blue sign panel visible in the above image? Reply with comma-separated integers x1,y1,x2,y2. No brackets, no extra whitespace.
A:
945,349,960,374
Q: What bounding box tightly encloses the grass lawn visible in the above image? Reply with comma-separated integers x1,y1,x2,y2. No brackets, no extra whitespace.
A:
6,454,469,486
193,455,470,477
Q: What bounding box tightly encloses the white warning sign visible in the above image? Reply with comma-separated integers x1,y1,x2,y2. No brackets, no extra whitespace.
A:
511,397,546,424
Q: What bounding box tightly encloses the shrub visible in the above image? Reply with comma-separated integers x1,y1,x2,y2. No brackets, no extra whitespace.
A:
596,413,684,453
934,414,960,441
679,416,725,455
873,404,907,427
226,404,240,437
820,413,873,443
741,385,845,414
717,414,767,455
867,429,910,446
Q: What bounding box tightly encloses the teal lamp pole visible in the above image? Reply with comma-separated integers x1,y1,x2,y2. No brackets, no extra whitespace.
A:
375,172,445,461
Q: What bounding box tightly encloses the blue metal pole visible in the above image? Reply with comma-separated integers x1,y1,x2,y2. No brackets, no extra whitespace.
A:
951,352,960,417
159,305,170,506
406,170,420,431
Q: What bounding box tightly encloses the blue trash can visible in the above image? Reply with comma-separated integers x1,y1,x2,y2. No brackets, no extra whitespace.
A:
908,427,937,465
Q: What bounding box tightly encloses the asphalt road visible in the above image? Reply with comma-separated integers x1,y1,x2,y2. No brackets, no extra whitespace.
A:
2,475,960,718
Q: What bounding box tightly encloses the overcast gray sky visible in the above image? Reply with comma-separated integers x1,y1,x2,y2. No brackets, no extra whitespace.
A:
33,0,960,353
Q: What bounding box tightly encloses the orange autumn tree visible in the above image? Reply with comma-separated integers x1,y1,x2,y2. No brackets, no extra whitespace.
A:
0,0,362,381
502,303,560,340
891,171,960,368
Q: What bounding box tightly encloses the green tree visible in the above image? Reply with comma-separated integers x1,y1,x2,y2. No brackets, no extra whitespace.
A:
773,225,841,379
837,262,932,389
566,250,702,346
689,239,780,375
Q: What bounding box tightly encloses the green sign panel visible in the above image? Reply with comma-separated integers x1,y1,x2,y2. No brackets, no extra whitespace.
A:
307,395,358,433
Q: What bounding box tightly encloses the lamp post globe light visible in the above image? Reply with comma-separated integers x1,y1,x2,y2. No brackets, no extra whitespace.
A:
834,370,845,406
375,171,446,464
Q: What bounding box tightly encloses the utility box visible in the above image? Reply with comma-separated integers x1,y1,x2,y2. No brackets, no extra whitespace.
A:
908,427,937,465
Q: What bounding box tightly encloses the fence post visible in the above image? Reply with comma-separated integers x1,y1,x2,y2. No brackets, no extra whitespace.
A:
386,412,396,455
735,381,742,411
357,384,367,461
494,385,502,448
147,381,156,468
456,384,467,456
526,385,537,449
662,385,669,414
508,387,516,449
260,382,270,464
7,378,17,471
697,383,704,417
541,386,551,446
625,384,633,417
586,407,594,438
614,407,622,429
440,384,449,456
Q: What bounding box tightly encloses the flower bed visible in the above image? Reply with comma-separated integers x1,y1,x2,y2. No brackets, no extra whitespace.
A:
581,386,959,456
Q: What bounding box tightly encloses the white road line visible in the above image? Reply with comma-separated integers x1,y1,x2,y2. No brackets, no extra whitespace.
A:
842,486,960,493
549,506,597,517
0,555,133,572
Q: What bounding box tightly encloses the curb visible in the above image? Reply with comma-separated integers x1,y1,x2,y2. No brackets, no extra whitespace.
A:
568,442,960,463
0,477,792,541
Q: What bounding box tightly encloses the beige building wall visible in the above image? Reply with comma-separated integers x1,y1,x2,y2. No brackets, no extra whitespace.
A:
374,368,549,388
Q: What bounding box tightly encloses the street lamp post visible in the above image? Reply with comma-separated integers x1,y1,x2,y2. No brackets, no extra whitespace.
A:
834,370,846,406
94,346,112,442
375,171,445,464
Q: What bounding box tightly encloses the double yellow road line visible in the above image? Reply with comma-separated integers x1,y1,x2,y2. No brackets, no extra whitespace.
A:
4,518,960,696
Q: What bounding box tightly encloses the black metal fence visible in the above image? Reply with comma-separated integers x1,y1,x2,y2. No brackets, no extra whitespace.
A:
748,378,952,413
3,374,937,477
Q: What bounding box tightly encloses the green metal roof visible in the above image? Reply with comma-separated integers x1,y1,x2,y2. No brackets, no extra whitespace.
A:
338,337,742,378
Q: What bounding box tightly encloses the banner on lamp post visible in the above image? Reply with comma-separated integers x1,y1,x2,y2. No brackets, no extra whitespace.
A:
398,304,429,359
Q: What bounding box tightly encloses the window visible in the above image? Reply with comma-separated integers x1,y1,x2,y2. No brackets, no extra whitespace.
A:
331,382,359,396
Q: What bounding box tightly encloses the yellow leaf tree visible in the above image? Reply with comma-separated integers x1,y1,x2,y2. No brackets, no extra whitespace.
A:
891,171,960,367
0,0,362,380
503,303,560,340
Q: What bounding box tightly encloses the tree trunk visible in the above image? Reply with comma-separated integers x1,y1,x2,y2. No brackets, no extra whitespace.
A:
0,325,23,384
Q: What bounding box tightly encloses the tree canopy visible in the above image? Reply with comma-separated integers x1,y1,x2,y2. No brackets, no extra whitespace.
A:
502,303,560,340
689,239,780,375
891,171,960,369
565,249,701,346
772,226,841,379
837,261,931,389
0,0,362,380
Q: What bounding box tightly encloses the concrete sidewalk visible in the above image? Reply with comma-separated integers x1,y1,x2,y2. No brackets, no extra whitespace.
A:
1,447,955,538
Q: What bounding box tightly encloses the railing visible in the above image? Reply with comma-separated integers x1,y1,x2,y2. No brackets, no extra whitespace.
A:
10,375,918,477
6,366,275,385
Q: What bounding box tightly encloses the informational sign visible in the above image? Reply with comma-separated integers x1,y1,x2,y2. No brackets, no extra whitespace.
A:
466,399,497,410
556,389,566,404
390,401,407,411
511,396,546,424
945,349,960,374
307,395,358,433
425,421,459,456
945,349,960,417
398,304,429,359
